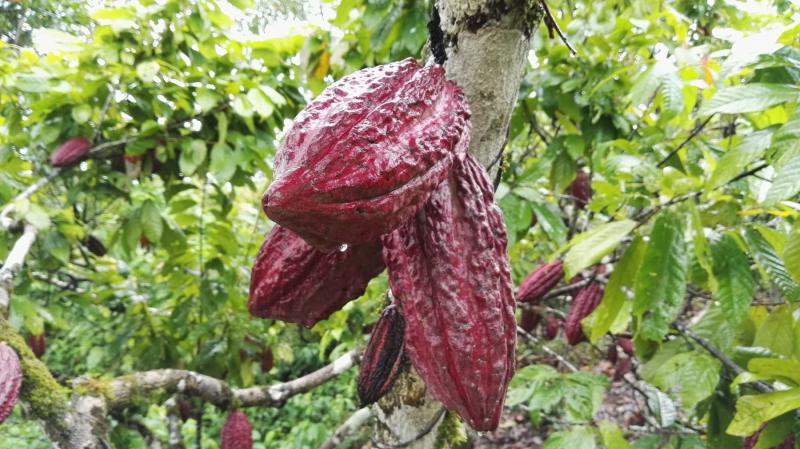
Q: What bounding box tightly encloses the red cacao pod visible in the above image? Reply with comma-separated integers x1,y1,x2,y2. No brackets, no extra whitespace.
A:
569,170,592,209
220,410,252,449
178,399,192,422
564,282,604,346
543,316,560,340
248,225,384,327
50,137,91,167
264,58,471,249
0,342,22,424
83,235,107,257
260,348,274,373
519,309,541,333
517,261,563,303
382,154,515,431
26,334,46,358
618,337,634,356
606,343,618,365
613,357,631,381
357,305,405,406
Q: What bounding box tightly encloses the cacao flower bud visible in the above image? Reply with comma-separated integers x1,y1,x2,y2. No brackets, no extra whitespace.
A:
248,225,384,327
260,348,274,373
565,281,604,345
606,343,618,365
613,357,631,381
569,170,592,209
26,334,46,358
220,410,252,449
382,154,515,431
264,58,471,248
83,235,107,257
0,342,22,424
618,337,634,356
357,305,405,406
517,261,563,303
50,137,91,167
519,309,541,333
543,316,560,340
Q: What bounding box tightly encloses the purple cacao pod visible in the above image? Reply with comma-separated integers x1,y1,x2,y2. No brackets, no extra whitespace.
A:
0,342,22,424
220,410,252,449
569,170,592,209
519,309,541,333
357,305,405,406
607,343,618,364
382,154,515,431
564,282,604,346
517,260,564,303
50,137,91,167
618,337,634,356
26,334,46,358
263,58,471,249
543,316,560,340
248,225,384,327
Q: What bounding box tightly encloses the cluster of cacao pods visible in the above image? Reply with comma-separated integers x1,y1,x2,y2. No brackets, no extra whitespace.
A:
220,410,252,449
50,137,91,168
249,58,515,430
0,343,22,424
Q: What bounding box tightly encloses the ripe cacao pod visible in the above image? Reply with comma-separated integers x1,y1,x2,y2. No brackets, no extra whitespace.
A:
248,225,384,327
519,309,541,333
26,334,46,358
0,342,22,424
564,281,604,346
606,343,618,365
517,260,563,303
260,348,274,373
543,316,560,340
613,357,631,381
178,399,192,422
569,170,592,209
382,154,515,431
618,337,634,356
50,137,91,167
83,235,107,257
357,304,405,406
220,410,252,449
264,58,471,249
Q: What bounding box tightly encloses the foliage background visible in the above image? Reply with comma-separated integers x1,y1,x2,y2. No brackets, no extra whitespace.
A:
1,0,800,448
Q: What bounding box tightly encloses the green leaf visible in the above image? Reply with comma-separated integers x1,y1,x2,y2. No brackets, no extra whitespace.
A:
753,305,796,357
743,227,800,301
634,211,687,341
209,142,237,183
747,358,800,386
71,104,92,124
648,352,721,410
543,426,597,449
688,201,714,288
231,95,254,118
140,201,163,243
727,388,800,436
782,231,800,286
179,139,207,176
136,61,160,83
550,148,576,193
563,220,637,279
598,421,632,449
765,155,800,205
659,70,684,119
711,234,755,325
260,85,286,105
701,83,800,115
500,194,533,247
246,88,274,118
707,130,773,189
531,202,568,244
196,88,221,113
589,236,646,343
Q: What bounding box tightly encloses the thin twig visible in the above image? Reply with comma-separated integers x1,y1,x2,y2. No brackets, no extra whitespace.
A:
517,326,579,372
539,0,577,55
656,115,715,168
317,408,372,449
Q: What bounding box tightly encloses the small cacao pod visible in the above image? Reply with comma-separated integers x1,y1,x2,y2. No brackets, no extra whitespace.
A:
0,342,22,424
220,410,252,449
606,343,618,365
357,305,405,406
618,337,634,356
543,316,560,340
613,357,631,381
519,309,541,333
26,334,46,358
382,154,515,431
248,225,384,327
178,399,192,422
742,426,765,449
569,170,592,209
517,260,563,303
50,137,91,167
564,282,604,346
83,235,107,257
264,58,471,249
260,348,274,373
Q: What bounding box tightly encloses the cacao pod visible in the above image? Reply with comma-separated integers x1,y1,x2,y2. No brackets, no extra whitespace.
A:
0,342,22,424
357,304,405,406
382,154,515,431
220,410,252,449
543,316,560,340
178,399,192,422
248,225,384,327
564,281,604,346
778,433,796,449
260,348,274,373
569,170,592,209
517,260,563,303
26,334,46,358
264,58,471,248
83,235,107,257
606,343,618,365
519,309,541,333
742,426,765,449
613,357,631,381
618,337,634,356
50,137,91,167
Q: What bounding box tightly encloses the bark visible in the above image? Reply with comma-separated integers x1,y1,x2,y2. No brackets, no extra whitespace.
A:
372,1,542,446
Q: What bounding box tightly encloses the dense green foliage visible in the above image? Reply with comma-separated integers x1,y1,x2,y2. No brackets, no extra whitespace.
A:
1,0,800,448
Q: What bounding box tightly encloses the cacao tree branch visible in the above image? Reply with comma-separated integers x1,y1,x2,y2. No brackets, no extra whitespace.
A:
317,407,372,449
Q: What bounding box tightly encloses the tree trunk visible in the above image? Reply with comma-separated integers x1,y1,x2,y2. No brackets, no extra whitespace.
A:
372,1,542,446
